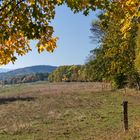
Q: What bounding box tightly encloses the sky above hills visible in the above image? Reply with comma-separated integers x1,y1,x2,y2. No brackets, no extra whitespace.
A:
2,5,98,69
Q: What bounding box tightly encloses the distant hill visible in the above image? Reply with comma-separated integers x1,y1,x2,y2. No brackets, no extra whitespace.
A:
0,68,11,73
0,65,57,80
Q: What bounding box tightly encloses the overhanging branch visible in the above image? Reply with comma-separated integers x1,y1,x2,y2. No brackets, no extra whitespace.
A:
0,0,13,12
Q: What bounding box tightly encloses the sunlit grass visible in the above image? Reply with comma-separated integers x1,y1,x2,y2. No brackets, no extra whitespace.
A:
0,82,139,139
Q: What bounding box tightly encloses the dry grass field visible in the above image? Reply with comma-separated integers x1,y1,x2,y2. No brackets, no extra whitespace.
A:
0,82,139,140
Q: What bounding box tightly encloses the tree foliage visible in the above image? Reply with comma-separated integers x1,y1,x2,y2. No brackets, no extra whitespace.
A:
48,65,87,82
86,1,140,88
135,25,140,71
0,72,49,85
0,0,139,64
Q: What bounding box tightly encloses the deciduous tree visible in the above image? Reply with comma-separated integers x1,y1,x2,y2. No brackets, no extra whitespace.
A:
0,0,139,64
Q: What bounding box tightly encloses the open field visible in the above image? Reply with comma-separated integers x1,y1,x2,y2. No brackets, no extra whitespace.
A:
0,82,139,140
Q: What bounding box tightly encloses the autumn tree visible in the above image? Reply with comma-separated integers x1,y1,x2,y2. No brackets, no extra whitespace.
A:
0,0,139,65
48,65,87,82
99,1,140,88
87,0,140,88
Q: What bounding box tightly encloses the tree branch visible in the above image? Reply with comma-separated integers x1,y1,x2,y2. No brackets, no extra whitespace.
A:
0,0,13,12
0,0,24,21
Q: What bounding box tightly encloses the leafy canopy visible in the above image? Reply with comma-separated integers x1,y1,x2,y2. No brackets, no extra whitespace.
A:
0,0,139,65
86,0,140,88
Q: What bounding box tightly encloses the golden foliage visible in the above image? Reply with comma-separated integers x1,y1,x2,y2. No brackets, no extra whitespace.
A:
0,0,139,65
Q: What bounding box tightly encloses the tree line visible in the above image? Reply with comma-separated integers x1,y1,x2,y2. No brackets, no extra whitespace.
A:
0,0,139,89
48,8,140,89
0,73,49,85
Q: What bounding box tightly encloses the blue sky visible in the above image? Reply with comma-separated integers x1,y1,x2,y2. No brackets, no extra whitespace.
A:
3,5,98,69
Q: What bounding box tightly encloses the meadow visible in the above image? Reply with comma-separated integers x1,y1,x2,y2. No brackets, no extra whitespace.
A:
0,82,139,140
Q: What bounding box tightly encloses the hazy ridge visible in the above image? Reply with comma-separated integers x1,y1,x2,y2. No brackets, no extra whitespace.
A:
0,65,57,80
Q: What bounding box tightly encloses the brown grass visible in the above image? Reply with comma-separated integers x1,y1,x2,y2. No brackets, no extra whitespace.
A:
0,82,139,140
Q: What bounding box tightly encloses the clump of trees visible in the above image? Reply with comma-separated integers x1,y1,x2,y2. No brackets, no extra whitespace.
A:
85,4,140,89
48,4,139,89
48,1,139,89
48,65,87,82
1,73,49,85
